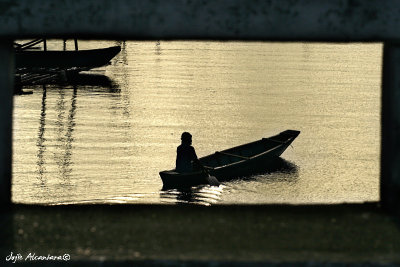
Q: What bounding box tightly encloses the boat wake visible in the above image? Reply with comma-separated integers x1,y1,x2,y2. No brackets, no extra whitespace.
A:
160,185,226,206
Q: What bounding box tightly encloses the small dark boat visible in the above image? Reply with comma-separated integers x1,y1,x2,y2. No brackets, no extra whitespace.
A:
15,46,121,70
160,129,300,188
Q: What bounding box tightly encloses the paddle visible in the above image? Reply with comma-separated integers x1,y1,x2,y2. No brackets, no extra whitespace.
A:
206,175,220,186
197,162,220,186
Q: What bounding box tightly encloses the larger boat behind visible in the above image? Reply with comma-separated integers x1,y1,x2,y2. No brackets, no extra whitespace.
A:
15,45,121,70
160,129,300,188
13,39,121,91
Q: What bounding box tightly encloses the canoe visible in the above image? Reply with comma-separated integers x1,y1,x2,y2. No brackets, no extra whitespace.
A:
160,129,300,188
15,46,121,70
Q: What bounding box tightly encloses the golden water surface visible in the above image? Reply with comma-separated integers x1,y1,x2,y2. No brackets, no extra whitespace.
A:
12,41,381,205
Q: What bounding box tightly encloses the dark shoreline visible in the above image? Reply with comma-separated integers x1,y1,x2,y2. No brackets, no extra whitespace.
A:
1,203,399,265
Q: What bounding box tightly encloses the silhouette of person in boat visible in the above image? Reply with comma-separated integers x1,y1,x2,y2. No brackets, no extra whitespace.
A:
176,132,199,173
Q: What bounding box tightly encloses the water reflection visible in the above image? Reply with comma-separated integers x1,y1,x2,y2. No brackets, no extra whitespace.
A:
36,85,47,184
58,86,77,181
112,41,131,117
219,159,300,204
67,74,117,89
239,158,299,182
115,40,128,66
36,86,77,184
32,75,120,196
155,41,162,56
160,185,225,206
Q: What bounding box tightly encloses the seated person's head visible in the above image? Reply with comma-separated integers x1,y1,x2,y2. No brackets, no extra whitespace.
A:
181,132,192,145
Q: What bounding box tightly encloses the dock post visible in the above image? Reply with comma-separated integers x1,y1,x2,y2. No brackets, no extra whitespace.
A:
0,40,14,209
381,43,400,216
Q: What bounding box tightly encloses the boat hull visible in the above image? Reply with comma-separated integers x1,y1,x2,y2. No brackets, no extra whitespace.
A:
208,144,290,181
15,46,121,70
160,130,300,188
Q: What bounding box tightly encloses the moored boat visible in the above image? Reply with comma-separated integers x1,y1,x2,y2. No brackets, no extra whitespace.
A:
160,129,300,188
15,46,121,70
